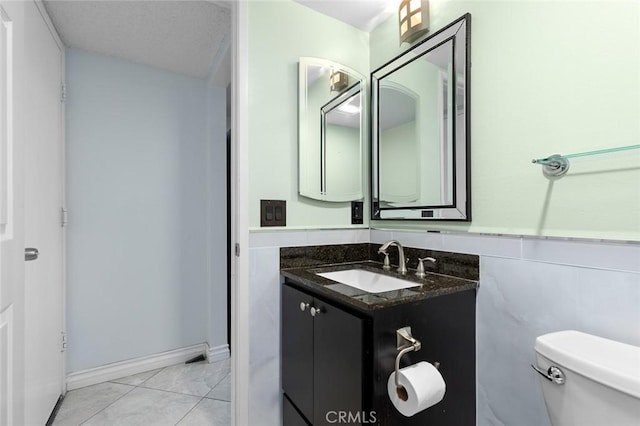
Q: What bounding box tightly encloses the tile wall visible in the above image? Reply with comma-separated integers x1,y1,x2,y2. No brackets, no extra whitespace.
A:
249,228,640,425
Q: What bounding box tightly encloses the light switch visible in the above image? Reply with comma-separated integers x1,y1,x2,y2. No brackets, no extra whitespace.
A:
260,200,286,227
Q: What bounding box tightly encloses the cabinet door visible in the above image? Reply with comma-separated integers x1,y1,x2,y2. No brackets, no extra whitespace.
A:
313,299,363,426
282,284,315,422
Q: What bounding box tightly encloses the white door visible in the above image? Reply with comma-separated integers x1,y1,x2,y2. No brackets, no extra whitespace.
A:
0,1,25,425
22,1,64,424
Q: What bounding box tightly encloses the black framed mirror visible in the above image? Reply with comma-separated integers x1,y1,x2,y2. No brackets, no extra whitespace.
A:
371,14,471,220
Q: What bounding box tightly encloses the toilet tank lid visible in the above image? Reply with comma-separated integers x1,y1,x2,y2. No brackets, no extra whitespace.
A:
535,330,640,399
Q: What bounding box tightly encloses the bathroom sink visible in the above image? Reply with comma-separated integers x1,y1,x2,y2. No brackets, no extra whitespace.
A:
316,269,420,294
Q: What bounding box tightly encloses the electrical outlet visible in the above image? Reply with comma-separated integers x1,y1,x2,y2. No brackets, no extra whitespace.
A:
351,201,363,224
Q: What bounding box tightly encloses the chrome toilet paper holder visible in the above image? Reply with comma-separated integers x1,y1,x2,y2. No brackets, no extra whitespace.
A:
394,327,422,399
397,326,421,352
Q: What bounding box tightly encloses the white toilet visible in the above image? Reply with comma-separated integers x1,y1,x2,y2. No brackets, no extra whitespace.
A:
534,330,640,426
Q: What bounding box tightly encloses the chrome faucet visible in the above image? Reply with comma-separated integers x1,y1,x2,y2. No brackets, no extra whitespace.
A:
378,240,408,275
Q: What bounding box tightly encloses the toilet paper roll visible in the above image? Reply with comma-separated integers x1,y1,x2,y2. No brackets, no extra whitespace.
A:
387,361,446,417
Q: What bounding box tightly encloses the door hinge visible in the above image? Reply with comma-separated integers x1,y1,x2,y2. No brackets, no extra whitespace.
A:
61,207,68,227
60,83,66,102
235,243,240,257
61,332,67,352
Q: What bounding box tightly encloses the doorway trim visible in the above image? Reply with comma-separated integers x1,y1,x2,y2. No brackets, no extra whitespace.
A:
231,1,250,425
32,0,66,398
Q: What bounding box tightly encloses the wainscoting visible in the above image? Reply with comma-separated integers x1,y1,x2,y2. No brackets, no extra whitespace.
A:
249,228,639,425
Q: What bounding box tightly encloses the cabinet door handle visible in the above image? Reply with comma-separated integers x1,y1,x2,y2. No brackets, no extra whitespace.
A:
300,302,310,312
310,307,324,317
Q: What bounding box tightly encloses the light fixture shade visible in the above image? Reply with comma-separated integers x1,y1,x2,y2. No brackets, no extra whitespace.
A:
399,0,430,44
329,69,349,92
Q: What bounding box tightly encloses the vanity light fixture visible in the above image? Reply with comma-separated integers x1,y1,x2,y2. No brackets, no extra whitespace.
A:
337,103,360,114
330,69,349,92
337,94,361,114
399,0,430,44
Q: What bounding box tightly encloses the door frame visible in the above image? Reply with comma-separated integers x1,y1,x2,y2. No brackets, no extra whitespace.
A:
226,128,231,350
31,0,66,395
230,1,250,425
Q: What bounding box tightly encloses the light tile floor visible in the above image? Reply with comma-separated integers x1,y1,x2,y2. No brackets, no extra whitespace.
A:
52,359,230,426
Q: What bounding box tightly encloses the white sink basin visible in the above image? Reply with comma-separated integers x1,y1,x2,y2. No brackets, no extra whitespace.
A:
316,269,420,294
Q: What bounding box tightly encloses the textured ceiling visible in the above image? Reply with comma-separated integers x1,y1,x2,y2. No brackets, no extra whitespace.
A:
295,0,396,32
44,0,231,79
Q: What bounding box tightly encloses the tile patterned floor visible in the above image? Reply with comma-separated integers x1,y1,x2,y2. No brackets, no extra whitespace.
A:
52,359,230,426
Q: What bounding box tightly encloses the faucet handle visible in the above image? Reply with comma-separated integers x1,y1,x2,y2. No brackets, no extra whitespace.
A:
416,257,436,278
380,250,391,270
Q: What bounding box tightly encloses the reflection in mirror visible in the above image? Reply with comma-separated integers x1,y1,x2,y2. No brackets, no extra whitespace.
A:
379,40,453,207
372,14,470,220
299,57,365,202
321,85,362,197
378,83,419,203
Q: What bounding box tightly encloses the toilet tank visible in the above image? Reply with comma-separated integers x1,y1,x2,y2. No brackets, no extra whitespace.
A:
534,330,640,426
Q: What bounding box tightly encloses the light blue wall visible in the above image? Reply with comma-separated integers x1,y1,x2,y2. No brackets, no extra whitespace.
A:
206,84,228,351
66,48,217,371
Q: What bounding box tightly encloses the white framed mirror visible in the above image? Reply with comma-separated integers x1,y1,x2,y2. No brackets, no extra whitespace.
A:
299,57,366,202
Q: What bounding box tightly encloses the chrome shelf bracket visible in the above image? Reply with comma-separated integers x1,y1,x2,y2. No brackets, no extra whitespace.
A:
532,144,639,179
532,154,570,178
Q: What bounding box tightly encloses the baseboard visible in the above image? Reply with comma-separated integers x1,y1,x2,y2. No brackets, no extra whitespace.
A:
206,343,230,363
66,343,207,391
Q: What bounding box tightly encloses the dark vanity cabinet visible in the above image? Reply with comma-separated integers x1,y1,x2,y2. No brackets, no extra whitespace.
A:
282,283,370,426
369,289,476,426
282,277,476,426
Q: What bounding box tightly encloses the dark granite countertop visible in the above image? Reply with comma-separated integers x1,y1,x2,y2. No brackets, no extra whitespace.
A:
281,260,478,311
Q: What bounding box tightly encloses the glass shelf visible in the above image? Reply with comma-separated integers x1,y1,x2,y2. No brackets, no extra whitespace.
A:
531,144,640,178
532,144,640,165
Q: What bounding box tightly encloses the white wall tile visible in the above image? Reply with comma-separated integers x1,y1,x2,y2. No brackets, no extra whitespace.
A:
305,229,369,246
369,229,394,244
477,257,640,426
521,239,640,273
249,247,281,425
249,229,640,426
442,233,522,258
572,267,640,346
391,230,445,250
248,229,372,425
249,228,369,248
372,229,523,257
249,230,308,248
